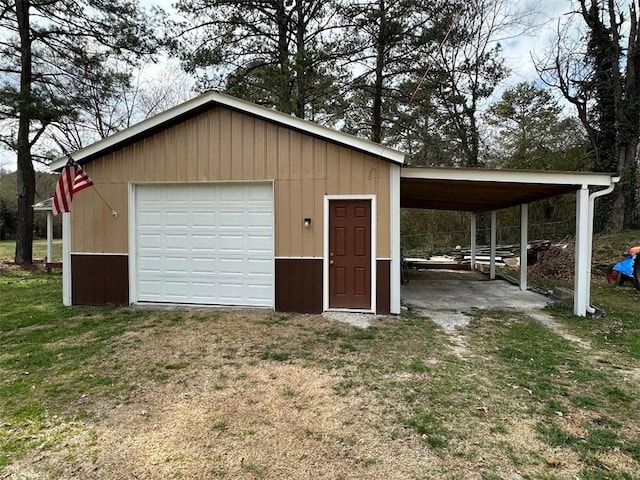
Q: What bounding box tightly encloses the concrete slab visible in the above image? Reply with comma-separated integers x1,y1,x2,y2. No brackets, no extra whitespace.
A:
322,311,374,329
402,269,551,313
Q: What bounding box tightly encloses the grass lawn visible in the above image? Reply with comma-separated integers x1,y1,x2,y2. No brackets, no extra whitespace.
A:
0,239,63,263
1,241,640,478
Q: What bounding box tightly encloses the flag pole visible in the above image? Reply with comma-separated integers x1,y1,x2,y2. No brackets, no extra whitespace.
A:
52,137,118,218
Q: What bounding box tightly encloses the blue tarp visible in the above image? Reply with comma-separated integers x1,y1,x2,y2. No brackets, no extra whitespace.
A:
613,254,636,277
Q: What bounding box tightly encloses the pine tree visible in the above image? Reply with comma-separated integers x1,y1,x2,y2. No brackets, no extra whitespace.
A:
169,0,345,121
0,0,158,264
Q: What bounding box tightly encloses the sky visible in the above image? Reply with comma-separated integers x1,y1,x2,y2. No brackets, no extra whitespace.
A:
0,1,580,174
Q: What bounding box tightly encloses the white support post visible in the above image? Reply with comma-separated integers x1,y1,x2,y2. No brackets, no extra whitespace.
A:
520,204,528,291
390,166,401,314
490,210,497,280
62,212,72,306
574,186,590,316
470,214,477,271
46,211,53,264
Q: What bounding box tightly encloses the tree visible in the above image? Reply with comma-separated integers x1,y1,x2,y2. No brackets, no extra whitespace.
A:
169,0,345,121
0,0,158,264
423,0,519,167
51,63,195,152
339,0,442,144
537,0,640,232
393,0,535,167
485,82,588,171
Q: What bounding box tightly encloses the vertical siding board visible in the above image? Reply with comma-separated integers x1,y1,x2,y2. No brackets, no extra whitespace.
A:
276,180,291,256
231,110,243,180
338,148,351,194
313,178,325,257
265,122,278,179
325,143,339,193
301,179,315,256
165,130,177,181
254,118,266,179
351,151,365,193
376,161,391,258
289,130,302,180
198,112,210,181
188,117,199,180
275,260,289,311
219,108,232,179
145,135,159,181
376,260,391,314
302,135,313,179
313,138,326,180
243,115,255,180
277,127,290,180
312,140,327,257
176,123,188,182
289,178,303,256
209,108,221,181
289,260,302,312
298,262,317,313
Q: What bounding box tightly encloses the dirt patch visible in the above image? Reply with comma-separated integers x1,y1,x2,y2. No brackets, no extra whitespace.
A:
526,311,592,349
3,315,439,479
0,260,47,272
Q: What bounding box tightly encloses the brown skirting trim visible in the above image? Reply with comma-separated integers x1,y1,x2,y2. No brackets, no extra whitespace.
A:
71,254,129,306
275,258,323,314
275,258,391,315
376,260,391,315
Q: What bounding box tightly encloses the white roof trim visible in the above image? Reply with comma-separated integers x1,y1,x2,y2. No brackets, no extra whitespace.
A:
50,91,405,170
401,167,618,187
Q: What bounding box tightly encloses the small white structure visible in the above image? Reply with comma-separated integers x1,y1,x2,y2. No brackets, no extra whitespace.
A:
32,197,55,267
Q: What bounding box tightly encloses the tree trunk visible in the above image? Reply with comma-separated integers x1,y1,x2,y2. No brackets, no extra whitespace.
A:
276,0,292,114
466,103,480,167
294,0,306,119
371,0,385,144
15,0,35,265
621,139,639,229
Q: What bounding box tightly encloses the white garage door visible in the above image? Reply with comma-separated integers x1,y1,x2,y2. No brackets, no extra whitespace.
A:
135,183,273,307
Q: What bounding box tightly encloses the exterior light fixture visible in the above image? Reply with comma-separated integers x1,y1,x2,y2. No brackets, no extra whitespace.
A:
303,218,312,227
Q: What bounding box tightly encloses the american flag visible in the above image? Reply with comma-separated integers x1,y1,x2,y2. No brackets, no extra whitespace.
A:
52,162,94,216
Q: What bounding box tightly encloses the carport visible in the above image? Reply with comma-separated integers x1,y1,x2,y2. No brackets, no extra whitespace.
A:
399,167,619,316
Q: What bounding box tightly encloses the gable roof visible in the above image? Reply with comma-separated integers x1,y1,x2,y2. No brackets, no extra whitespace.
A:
50,91,405,171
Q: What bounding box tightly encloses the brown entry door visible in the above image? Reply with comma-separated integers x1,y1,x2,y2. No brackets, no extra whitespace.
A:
329,199,371,309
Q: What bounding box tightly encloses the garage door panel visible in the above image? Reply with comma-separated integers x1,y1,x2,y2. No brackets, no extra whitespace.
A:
247,211,273,228
136,183,273,307
191,234,217,248
246,258,273,276
219,235,244,252
219,212,244,228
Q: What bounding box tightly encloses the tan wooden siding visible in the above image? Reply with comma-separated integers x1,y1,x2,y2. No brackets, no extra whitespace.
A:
71,106,392,258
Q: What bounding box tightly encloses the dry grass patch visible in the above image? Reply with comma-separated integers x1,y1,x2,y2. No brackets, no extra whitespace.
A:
3,296,640,479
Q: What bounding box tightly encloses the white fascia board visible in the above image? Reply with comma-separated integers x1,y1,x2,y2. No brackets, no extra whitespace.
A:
401,167,617,187
51,91,405,171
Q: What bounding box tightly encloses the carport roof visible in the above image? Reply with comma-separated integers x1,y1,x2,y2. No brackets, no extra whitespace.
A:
400,167,619,212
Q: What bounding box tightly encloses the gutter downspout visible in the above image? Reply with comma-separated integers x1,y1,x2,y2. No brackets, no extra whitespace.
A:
585,178,619,315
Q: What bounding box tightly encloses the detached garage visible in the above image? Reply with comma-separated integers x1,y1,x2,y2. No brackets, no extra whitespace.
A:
53,91,618,317
54,92,403,314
